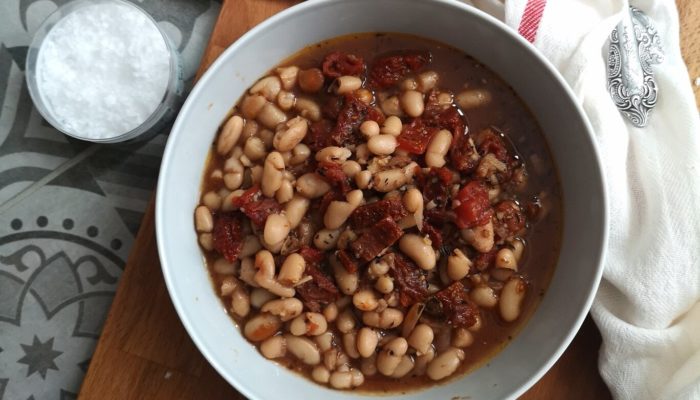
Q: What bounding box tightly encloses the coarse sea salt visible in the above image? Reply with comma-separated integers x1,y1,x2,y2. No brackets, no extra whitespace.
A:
36,2,171,139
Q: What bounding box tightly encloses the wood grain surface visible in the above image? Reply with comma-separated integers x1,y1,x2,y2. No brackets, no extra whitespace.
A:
79,1,699,399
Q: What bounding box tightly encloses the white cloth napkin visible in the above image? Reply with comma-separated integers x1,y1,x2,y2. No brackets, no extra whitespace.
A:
465,0,700,398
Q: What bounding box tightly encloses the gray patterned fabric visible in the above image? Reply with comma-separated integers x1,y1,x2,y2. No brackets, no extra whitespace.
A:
0,1,221,398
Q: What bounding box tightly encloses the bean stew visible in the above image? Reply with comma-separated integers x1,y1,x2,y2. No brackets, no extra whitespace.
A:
194,33,562,392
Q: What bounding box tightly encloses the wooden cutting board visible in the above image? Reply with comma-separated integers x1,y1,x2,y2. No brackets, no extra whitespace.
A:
78,1,699,398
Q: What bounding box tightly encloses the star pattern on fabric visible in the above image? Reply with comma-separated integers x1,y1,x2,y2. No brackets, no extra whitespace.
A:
17,336,62,379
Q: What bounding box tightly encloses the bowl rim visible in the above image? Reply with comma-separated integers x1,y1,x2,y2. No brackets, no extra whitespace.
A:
155,0,609,398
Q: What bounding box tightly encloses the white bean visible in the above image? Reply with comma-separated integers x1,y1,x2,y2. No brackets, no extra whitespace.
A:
290,312,328,336
276,65,299,90
262,152,285,198
257,102,287,128
314,228,341,250
456,89,492,109
461,220,494,253
329,371,353,389
263,213,291,246
294,98,321,122
391,355,414,378
312,365,330,383
278,253,306,286
243,313,281,342
427,347,465,381
194,205,213,232
254,250,294,297
285,335,321,365
495,248,518,270
451,327,474,348
243,136,267,161
284,195,310,229
447,248,472,281
231,286,250,317
362,308,404,329
332,76,362,94
324,190,363,230
217,115,244,155
296,173,331,198
273,116,308,152
408,324,434,354
500,277,526,322
261,298,303,321
241,94,267,119
367,134,398,156
470,285,498,308
360,120,380,138
250,76,282,101
356,327,378,358
343,331,361,359
332,256,359,295
400,90,424,117
375,276,394,294
380,116,402,136
399,234,436,270
380,96,402,117
260,335,286,359
290,143,311,165
341,160,361,178
353,289,379,312
202,191,222,211
315,146,351,164
223,172,243,191
249,287,275,308
417,71,439,93
425,129,453,168
275,179,294,204
199,233,213,251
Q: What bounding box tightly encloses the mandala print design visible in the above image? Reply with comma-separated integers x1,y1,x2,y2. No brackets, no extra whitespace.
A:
0,0,221,398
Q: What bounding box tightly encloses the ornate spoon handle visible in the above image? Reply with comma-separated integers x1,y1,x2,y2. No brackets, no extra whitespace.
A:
608,6,664,128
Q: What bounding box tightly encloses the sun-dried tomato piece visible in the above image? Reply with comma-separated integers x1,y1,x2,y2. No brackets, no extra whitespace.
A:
477,128,509,162
422,222,443,248
397,118,438,154
349,198,408,229
337,249,361,273
434,281,479,327
473,250,496,271
322,51,365,78
350,217,403,262
369,51,431,88
212,212,244,262
330,94,373,146
231,186,282,227
322,96,344,120
435,107,466,136
389,253,428,307
298,246,325,266
424,208,456,225
422,90,443,119
305,119,334,151
416,167,454,209
296,263,339,312
454,181,493,229
493,200,526,240
317,161,351,193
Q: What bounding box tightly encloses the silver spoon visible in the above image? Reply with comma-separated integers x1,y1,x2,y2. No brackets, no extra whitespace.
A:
608,6,664,128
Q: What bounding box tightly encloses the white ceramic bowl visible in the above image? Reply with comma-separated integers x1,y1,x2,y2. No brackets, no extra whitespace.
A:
156,0,608,399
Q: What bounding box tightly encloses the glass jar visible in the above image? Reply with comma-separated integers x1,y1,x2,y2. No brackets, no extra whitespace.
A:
25,0,184,143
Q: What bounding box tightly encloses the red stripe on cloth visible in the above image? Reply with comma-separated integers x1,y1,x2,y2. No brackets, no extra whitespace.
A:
518,0,547,43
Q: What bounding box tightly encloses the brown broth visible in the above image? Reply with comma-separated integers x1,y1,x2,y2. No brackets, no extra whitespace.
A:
199,32,562,393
